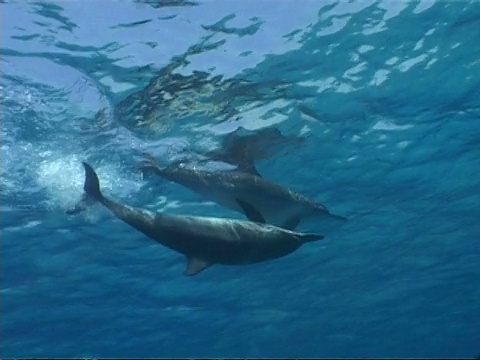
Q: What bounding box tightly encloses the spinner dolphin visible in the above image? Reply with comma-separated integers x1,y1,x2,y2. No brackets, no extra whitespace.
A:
141,156,346,231
71,162,325,276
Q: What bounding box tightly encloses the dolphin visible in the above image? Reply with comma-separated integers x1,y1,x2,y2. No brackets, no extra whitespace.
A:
73,162,324,276
204,126,305,177
140,156,347,231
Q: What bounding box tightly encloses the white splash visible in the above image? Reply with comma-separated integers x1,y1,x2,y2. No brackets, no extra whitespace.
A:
36,154,85,211
35,154,133,213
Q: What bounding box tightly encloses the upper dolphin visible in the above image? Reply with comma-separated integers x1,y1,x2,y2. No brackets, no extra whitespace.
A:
72,162,324,276
140,156,346,231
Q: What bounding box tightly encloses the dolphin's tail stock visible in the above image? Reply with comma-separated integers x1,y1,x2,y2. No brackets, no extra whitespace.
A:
66,162,104,215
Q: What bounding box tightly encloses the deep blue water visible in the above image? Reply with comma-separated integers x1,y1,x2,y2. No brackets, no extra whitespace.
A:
2,0,480,358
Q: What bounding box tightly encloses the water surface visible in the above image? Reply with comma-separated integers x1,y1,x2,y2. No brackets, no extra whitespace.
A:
1,0,480,357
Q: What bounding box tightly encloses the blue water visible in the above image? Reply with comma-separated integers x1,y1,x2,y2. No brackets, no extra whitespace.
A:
2,0,480,358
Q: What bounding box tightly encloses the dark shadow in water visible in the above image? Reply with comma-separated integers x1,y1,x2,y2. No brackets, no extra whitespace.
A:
134,0,198,8
204,126,305,174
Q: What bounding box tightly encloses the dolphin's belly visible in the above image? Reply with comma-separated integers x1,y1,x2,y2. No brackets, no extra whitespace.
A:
156,215,302,265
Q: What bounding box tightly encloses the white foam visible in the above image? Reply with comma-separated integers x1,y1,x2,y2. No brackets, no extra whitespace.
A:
36,154,85,211
35,155,142,214
4,220,42,232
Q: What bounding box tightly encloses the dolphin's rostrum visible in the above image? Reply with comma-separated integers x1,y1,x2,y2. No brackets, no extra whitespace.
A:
75,162,324,276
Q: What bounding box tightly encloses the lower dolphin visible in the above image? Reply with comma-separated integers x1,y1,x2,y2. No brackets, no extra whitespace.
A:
140,156,347,231
74,162,324,276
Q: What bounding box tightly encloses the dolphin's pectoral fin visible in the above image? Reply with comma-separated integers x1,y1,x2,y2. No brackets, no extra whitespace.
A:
283,216,301,230
238,161,262,177
235,198,266,224
184,256,212,276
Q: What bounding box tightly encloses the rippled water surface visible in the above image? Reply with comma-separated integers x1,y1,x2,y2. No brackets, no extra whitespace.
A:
2,0,480,357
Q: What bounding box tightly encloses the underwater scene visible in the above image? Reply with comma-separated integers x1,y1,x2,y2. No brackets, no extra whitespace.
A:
1,0,480,358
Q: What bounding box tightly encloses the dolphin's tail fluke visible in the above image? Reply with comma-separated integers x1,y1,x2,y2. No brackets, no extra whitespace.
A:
81,162,103,202
66,162,103,215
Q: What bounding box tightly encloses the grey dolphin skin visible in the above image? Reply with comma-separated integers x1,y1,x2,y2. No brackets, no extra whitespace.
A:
75,162,324,276
141,157,347,231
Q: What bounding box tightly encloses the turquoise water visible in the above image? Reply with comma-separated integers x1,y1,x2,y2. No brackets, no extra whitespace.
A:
2,0,480,357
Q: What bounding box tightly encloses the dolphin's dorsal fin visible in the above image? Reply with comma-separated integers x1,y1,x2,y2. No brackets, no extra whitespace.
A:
235,198,266,224
184,256,212,276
